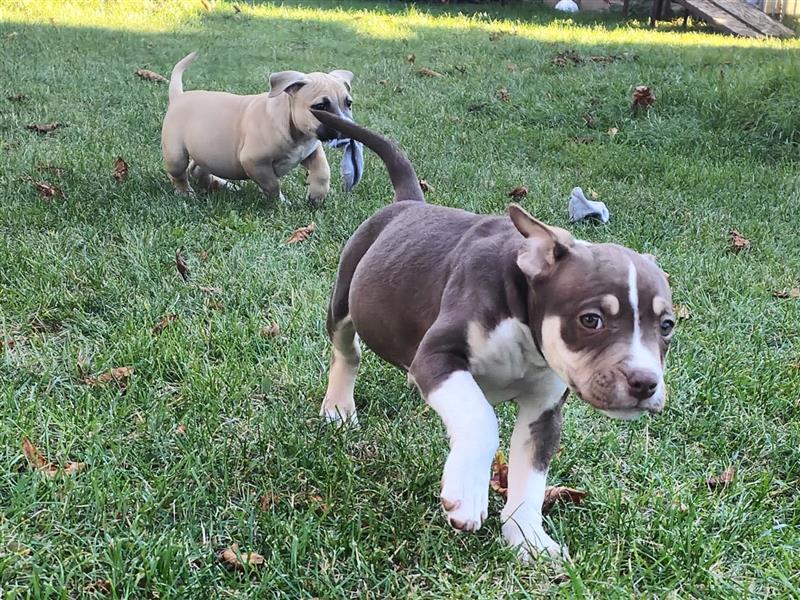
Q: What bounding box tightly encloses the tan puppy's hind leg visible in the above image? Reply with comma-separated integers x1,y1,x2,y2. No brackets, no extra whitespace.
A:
301,144,330,206
242,160,284,202
163,141,194,196
189,161,237,192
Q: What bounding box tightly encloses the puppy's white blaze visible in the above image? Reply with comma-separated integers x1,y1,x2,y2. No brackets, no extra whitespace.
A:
626,262,665,400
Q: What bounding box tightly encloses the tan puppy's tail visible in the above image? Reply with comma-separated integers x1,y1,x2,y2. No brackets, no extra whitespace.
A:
310,109,424,203
169,51,199,102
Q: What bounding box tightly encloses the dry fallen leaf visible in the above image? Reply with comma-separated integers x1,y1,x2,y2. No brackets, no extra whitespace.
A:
772,288,800,299
507,186,528,199
378,79,389,86
86,580,112,595
608,127,619,137
284,222,316,245
22,436,47,470
418,179,433,193
405,53,416,64
632,85,655,111
198,250,209,262
33,181,63,199
490,451,508,498
259,492,278,511
496,87,510,102
308,493,329,513
21,437,85,478
113,156,128,183
542,486,587,515
83,366,133,387
674,304,691,320
707,466,735,490
729,229,751,253
417,67,443,78
220,545,265,570
260,322,280,337
175,248,189,281
135,68,168,83
152,314,178,335
1,337,17,350
507,63,517,72
7,93,28,102
175,424,187,435
552,50,582,67
393,85,403,94
26,122,62,134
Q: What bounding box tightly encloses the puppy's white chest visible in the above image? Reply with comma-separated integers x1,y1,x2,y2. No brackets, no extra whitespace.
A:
274,139,319,176
468,318,550,402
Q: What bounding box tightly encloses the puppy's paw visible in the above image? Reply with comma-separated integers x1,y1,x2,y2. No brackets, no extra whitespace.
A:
502,513,569,562
440,453,490,532
320,396,358,428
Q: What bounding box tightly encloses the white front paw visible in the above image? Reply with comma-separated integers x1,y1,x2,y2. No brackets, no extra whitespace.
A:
502,511,570,562
440,452,490,532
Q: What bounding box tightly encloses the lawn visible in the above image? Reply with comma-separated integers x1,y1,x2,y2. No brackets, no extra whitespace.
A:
1,0,799,597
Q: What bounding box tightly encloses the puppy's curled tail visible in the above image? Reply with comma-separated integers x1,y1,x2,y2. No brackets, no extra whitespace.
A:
310,109,424,203
169,51,199,102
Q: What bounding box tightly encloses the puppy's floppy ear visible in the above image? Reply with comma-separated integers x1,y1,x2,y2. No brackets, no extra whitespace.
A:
329,69,354,91
268,70,310,98
509,203,574,280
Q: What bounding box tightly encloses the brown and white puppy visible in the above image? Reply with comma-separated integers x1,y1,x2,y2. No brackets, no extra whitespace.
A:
161,52,353,202
313,111,675,561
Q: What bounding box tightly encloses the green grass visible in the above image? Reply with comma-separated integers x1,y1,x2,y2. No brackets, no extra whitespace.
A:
1,0,799,597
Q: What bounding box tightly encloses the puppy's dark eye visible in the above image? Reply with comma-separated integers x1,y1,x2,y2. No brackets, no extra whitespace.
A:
660,319,675,336
579,313,604,330
345,97,353,108
311,98,330,111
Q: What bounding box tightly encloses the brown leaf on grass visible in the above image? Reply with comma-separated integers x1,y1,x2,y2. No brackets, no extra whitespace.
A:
496,87,510,102
8,93,28,102
507,62,517,72
112,156,128,183
260,322,280,337
542,486,587,515
175,424,187,435
728,229,751,253
393,85,403,94
135,68,167,83
674,304,691,320
632,85,655,111
22,436,47,469
284,222,316,244
1,338,17,350
418,179,433,193
33,181,63,199
405,53,416,64
175,248,189,281
588,55,621,64
259,492,278,511
152,314,178,335
378,79,389,86
197,285,221,295
772,288,800,299
552,50,582,67
507,186,528,199
308,494,329,513
490,451,508,498
608,127,619,137
21,437,85,478
207,299,225,311
417,67,443,78
86,580,112,595
26,122,62,134
83,366,133,387
707,466,735,490
198,250,209,262
220,544,265,570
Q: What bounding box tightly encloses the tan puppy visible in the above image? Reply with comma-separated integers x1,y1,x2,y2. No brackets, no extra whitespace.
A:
161,52,354,202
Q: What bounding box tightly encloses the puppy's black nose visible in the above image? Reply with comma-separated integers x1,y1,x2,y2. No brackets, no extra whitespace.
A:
626,369,659,400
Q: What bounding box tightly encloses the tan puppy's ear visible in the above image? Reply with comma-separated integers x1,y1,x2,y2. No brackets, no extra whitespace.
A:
508,203,574,280
329,69,354,91
268,70,310,98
